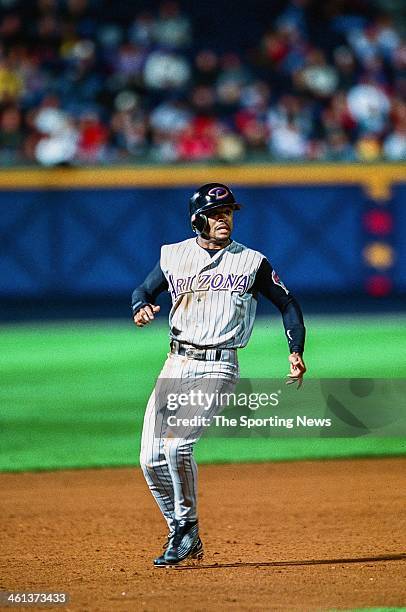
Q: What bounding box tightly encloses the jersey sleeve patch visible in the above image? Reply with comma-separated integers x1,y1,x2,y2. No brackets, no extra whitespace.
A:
272,269,289,295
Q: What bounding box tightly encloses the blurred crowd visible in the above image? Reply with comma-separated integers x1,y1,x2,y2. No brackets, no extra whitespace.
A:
0,0,405,166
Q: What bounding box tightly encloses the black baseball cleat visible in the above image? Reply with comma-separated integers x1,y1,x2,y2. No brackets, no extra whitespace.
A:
154,520,203,567
153,534,203,567
153,532,173,567
164,519,201,566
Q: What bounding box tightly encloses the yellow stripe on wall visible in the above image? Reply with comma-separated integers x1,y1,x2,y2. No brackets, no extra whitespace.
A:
0,163,404,199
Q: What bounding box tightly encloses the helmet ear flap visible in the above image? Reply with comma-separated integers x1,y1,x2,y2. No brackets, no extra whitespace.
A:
191,213,208,235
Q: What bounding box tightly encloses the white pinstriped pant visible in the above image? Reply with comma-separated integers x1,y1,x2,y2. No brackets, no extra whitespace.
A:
140,351,239,533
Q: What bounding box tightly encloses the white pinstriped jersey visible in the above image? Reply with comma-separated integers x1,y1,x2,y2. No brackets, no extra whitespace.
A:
160,238,264,348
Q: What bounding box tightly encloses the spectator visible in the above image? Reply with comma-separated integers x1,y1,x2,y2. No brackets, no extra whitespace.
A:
333,46,357,91
216,53,251,118
0,0,403,165
217,130,245,162
326,131,356,162
150,99,191,134
270,121,307,159
297,49,339,98
356,134,382,161
0,57,23,102
76,111,109,164
0,105,24,164
128,11,156,48
322,91,356,136
110,109,148,160
239,118,268,157
153,1,191,50
113,42,147,86
268,94,313,141
276,0,309,38
193,50,220,87
177,119,218,161
347,17,401,67
190,85,216,115
143,50,190,90
347,82,390,135
30,94,78,166
383,128,406,160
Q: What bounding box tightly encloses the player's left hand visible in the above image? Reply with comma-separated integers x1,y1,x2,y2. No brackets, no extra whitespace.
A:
286,352,306,388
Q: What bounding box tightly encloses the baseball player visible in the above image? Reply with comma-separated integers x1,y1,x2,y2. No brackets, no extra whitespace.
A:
131,183,306,567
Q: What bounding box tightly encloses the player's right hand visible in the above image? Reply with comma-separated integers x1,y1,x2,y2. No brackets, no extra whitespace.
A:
133,304,160,327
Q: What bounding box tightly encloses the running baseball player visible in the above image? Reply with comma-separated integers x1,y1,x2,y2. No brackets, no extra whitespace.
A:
131,183,306,567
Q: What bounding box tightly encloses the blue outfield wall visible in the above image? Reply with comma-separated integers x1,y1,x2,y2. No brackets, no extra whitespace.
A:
393,184,406,293
0,181,404,300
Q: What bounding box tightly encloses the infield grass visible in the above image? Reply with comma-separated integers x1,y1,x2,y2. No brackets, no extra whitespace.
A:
0,315,405,471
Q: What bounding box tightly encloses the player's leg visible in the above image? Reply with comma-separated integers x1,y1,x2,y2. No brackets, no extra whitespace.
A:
161,358,238,564
163,436,198,521
139,353,187,534
139,387,176,533
164,358,238,518
160,434,202,565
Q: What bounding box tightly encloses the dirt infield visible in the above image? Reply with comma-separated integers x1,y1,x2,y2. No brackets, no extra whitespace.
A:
1,458,405,611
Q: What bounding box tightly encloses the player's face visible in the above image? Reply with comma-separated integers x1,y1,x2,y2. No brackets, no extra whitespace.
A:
206,206,234,242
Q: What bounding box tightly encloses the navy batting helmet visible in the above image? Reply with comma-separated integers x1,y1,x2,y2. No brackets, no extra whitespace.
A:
189,183,241,234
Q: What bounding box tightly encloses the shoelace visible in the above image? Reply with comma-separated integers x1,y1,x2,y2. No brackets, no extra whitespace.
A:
163,533,174,550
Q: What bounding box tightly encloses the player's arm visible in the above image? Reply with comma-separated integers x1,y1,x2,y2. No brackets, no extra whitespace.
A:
131,261,168,327
252,258,306,385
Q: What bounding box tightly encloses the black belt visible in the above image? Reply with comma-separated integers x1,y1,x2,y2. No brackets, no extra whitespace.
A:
170,340,236,362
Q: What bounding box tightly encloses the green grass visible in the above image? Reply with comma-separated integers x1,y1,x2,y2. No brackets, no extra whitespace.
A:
334,608,406,612
0,316,405,471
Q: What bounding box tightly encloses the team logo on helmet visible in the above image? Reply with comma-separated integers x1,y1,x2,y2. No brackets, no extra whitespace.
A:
207,186,229,200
